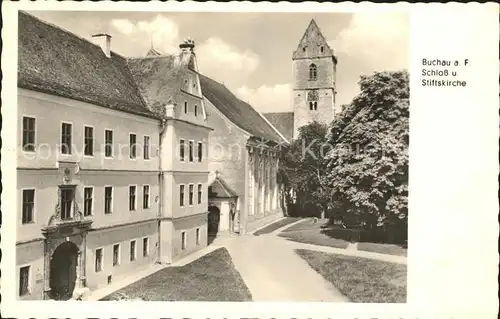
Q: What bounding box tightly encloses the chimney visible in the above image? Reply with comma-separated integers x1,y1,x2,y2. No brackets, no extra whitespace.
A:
92,33,112,58
179,37,195,53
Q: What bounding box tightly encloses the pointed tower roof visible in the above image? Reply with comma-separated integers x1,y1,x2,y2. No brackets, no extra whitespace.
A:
146,47,162,57
293,19,336,61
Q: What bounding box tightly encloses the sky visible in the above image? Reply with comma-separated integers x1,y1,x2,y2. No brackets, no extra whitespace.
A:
27,11,409,113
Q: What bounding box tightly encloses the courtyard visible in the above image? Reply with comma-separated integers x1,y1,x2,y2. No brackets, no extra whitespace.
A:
96,218,407,302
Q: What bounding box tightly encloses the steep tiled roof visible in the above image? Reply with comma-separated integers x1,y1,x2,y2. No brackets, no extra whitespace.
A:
18,11,156,119
127,53,193,117
199,74,286,144
263,112,295,142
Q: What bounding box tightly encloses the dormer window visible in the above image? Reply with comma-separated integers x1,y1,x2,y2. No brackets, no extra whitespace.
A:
309,63,317,81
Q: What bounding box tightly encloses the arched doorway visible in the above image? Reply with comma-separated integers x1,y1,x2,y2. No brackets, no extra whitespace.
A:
49,241,79,300
207,205,220,235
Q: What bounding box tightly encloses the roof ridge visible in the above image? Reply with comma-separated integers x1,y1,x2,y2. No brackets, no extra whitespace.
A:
256,109,290,144
263,111,294,115
19,10,126,59
127,54,175,61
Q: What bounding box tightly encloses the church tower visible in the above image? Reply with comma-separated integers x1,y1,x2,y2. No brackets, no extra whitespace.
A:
292,19,338,139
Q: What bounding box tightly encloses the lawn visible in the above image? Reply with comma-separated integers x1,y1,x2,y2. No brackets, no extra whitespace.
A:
281,218,330,232
279,230,349,249
295,249,406,303
101,248,252,301
357,242,408,257
253,217,301,235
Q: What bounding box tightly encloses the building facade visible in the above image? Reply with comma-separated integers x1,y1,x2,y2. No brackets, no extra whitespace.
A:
128,41,212,264
199,74,288,235
264,19,339,141
16,12,210,300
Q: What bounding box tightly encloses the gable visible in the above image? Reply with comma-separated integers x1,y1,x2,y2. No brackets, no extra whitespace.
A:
208,177,238,198
293,19,335,60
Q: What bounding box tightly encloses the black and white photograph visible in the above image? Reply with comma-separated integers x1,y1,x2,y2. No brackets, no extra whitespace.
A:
1,2,497,319
12,9,409,302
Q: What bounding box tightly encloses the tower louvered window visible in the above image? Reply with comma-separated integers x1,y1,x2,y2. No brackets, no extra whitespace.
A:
309,63,317,80
307,90,318,111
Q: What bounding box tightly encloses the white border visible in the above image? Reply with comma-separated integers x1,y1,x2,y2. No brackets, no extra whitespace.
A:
1,3,499,319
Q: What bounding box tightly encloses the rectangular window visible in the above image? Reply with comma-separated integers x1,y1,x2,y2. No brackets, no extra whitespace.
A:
84,126,94,156
144,136,150,160
196,228,200,245
104,186,113,214
197,184,202,204
84,187,93,216
189,141,194,162
95,248,103,272
180,185,185,207
105,130,113,157
22,189,35,224
179,139,185,161
194,105,198,117
197,142,203,162
181,231,187,250
184,101,188,114
113,244,120,266
130,240,137,261
129,134,137,159
61,122,72,154
19,266,30,296
189,184,194,205
129,185,136,211
22,117,36,152
143,237,149,257
60,188,74,220
143,185,150,209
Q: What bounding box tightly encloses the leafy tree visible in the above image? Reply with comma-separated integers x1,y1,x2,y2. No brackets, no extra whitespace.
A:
324,70,409,243
279,121,331,218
